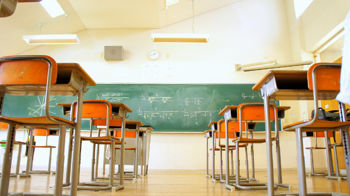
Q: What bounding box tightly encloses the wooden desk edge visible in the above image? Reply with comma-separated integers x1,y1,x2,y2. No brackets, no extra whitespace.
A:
58,63,96,86
56,102,133,113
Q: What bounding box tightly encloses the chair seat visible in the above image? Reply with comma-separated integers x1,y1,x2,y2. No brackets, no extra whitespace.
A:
90,141,123,145
115,147,136,150
305,147,326,149
0,141,27,145
283,119,350,132
81,136,120,141
32,145,56,148
0,116,75,126
219,144,248,147
232,137,276,143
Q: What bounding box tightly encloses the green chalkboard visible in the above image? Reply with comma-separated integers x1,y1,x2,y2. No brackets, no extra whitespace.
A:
2,84,280,132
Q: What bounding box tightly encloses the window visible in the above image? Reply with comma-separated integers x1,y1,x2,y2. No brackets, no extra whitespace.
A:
293,0,313,19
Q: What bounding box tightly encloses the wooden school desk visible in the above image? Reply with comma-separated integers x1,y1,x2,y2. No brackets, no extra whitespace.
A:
252,69,349,196
219,105,290,191
139,125,153,176
0,56,95,196
57,102,133,190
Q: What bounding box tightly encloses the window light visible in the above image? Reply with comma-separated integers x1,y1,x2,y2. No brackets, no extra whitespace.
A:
293,0,313,19
40,0,65,18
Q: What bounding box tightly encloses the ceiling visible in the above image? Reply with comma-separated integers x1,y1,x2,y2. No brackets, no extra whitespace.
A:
0,0,242,56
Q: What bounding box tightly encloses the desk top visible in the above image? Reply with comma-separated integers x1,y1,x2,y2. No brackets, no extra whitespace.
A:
57,63,96,86
56,102,133,113
203,130,211,134
218,105,290,115
208,121,217,127
252,70,339,100
140,125,154,132
252,70,307,91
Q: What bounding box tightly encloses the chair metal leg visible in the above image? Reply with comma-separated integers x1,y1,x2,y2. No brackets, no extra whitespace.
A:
230,149,234,176
220,147,224,182
296,128,307,195
245,146,249,180
70,89,84,196
54,124,66,196
91,143,96,182
48,147,52,174
103,144,106,175
63,129,73,186
0,123,16,196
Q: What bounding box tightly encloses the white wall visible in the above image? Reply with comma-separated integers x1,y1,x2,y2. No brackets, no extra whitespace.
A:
1,0,340,173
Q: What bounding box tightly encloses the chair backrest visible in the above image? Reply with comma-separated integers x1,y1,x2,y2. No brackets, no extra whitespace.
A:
72,100,112,119
0,55,57,85
315,131,334,138
33,128,48,136
307,63,341,91
238,103,276,121
115,131,137,138
217,121,246,138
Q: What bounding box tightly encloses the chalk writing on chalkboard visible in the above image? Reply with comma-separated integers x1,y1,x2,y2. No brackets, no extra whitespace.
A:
97,92,130,102
28,96,56,117
242,93,257,99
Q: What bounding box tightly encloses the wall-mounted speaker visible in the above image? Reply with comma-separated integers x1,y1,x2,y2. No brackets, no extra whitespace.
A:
104,46,124,61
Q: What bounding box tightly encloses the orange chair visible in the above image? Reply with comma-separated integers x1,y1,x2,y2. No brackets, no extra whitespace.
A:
27,128,58,175
0,55,76,196
95,120,143,182
71,100,132,191
232,103,279,190
305,131,333,177
283,63,350,195
210,120,249,183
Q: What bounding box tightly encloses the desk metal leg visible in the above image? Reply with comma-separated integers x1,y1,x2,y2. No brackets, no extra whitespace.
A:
212,131,217,182
26,129,34,176
0,122,16,195
206,137,211,178
340,103,350,186
117,115,126,189
54,124,66,196
70,87,84,196
16,143,22,175
141,136,144,176
341,128,350,188
135,129,139,180
263,87,274,196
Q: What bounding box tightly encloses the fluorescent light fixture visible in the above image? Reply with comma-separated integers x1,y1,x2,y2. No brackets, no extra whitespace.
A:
151,33,209,43
22,34,80,45
40,0,65,18
237,61,313,72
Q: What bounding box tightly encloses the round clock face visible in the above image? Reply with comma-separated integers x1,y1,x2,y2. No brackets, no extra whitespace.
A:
148,50,159,60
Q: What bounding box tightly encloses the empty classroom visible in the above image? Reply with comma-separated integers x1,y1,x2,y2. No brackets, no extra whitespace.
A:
0,0,349,196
